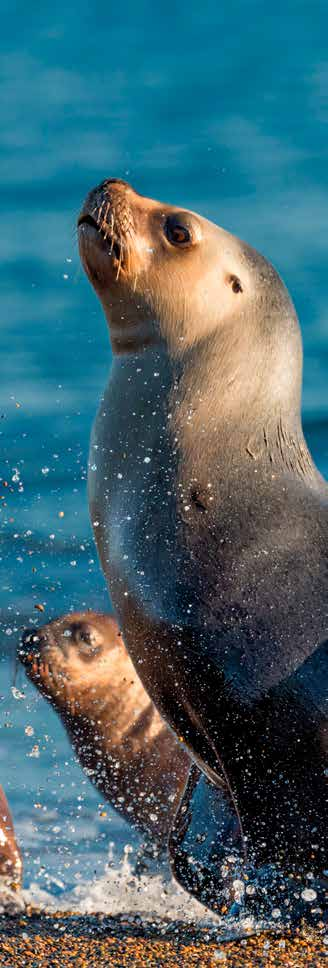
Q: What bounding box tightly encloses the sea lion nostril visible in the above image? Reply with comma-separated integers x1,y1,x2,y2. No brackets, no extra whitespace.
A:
78,213,98,230
21,627,41,651
101,177,130,191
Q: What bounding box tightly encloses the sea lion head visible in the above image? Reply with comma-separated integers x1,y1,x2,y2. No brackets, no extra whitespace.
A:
18,611,126,723
78,180,299,345
78,178,303,429
18,612,190,843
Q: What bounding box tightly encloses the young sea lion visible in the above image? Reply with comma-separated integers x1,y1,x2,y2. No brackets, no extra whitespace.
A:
77,178,328,923
19,612,190,850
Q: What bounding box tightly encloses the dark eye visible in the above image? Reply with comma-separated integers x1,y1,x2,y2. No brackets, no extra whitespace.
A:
70,623,92,646
79,627,92,645
165,216,192,247
230,275,243,294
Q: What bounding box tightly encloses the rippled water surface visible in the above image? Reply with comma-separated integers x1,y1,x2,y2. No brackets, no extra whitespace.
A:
1,0,328,916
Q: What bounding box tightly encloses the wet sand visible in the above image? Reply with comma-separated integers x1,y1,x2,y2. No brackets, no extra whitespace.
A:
0,911,326,967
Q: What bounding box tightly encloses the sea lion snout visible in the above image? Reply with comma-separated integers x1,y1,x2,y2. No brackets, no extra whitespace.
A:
19,614,122,681
78,177,134,234
19,624,73,669
19,627,43,662
19,627,52,688
99,176,131,192
78,178,138,287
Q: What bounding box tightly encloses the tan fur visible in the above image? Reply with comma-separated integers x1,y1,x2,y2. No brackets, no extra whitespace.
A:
79,180,255,355
78,179,317,486
0,786,23,890
20,612,190,846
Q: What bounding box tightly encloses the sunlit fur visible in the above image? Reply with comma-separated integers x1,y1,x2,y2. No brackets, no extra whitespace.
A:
78,179,319,485
77,181,328,898
20,611,190,846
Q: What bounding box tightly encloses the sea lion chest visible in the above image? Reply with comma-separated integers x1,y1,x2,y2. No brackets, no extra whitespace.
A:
88,351,191,627
88,352,328,712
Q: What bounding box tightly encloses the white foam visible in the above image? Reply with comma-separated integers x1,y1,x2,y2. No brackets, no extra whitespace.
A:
23,845,216,922
21,845,265,940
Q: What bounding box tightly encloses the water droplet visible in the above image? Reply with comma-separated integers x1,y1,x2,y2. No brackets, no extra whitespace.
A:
28,745,40,758
11,687,25,701
301,888,317,902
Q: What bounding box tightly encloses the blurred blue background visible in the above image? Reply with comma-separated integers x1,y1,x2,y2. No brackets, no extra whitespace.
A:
0,0,327,903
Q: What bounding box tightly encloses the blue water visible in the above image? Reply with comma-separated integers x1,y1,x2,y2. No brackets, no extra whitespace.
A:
0,0,328,911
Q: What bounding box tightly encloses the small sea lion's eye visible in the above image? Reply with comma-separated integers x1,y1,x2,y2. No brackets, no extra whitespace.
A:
165,216,192,247
230,275,243,294
70,622,93,646
79,626,93,646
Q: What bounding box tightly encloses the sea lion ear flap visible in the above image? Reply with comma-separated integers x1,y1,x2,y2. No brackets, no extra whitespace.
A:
168,763,242,913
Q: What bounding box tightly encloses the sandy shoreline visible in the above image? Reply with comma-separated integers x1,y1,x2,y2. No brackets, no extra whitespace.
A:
0,911,326,967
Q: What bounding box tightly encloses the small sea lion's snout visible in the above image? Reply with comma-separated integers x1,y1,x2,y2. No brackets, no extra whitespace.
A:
18,627,51,686
19,627,43,663
18,614,119,683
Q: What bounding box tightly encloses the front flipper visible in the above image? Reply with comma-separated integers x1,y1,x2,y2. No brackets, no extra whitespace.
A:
169,765,328,925
169,764,243,913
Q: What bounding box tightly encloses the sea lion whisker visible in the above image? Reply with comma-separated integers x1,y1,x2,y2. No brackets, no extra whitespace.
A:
96,201,105,227
116,242,123,280
101,203,111,238
126,240,131,275
109,213,115,255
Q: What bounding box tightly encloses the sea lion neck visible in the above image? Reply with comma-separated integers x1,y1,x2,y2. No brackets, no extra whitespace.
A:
171,316,310,475
105,313,316,490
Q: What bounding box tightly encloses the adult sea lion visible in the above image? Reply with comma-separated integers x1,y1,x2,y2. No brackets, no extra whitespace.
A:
78,178,328,922
19,611,191,851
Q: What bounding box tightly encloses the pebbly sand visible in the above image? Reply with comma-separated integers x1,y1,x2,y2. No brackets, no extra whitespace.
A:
0,910,327,967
